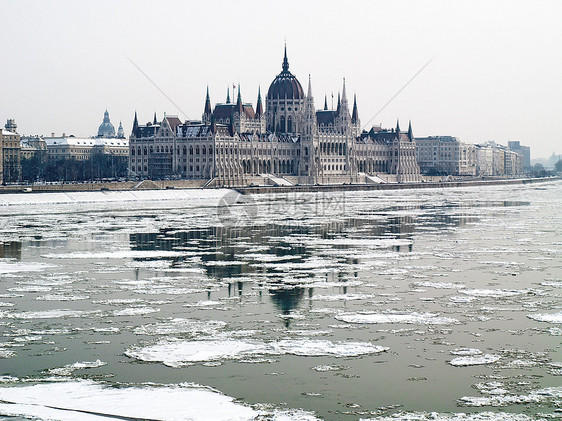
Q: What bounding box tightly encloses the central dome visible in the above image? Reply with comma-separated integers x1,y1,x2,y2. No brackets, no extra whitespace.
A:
267,48,304,100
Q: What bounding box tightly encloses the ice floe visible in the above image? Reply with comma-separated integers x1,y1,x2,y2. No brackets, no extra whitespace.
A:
527,312,562,324
48,360,106,376
458,386,562,407
133,318,227,336
448,354,501,366
0,379,259,420
361,412,542,420
126,337,387,367
336,312,458,325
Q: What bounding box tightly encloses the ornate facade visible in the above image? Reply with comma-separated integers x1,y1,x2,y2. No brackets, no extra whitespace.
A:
129,48,421,185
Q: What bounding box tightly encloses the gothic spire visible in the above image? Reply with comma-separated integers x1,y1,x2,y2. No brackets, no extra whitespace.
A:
351,94,359,124
336,92,341,114
226,87,231,104
153,112,158,125
256,86,263,117
407,120,413,141
396,119,401,134
342,78,347,102
204,86,212,116
132,111,138,133
282,43,289,72
307,74,313,98
236,84,243,113
324,95,328,111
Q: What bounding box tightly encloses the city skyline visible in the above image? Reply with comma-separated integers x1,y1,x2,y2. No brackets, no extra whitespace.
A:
1,0,561,158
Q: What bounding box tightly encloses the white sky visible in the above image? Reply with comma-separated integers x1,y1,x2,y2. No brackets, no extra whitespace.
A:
1,0,561,158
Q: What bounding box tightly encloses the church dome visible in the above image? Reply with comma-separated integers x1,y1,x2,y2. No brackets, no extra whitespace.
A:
267,48,304,101
98,110,116,138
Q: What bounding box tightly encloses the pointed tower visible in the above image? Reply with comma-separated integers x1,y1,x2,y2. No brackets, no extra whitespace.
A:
396,119,401,134
226,87,231,104
351,94,359,124
152,112,157,125
324,95,328,111
132,111,138,136
203,86,212,123
117,121,125,139
282,42,289,72
256,87,263,118
336,92,341,114
235,84,243,114
304,74,317,137
407,120,414,141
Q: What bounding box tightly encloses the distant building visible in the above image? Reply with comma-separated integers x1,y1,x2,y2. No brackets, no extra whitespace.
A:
45,135,128,160
129,47,421,184
508,141,531,173
20,136,47,160
1,120,22,183
475,141,523,176
415,136,476,176
97,110,125,139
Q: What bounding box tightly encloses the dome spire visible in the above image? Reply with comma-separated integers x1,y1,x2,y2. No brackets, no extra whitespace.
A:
282,43,289,72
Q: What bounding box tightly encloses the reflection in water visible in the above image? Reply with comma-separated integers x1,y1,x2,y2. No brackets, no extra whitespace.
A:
0,242,21,260
269,287,306,327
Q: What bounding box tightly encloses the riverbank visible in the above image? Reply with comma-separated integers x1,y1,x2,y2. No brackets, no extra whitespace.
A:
0,176,558,195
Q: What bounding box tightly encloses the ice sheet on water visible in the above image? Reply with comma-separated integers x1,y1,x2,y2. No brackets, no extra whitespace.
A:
10,309,94,319
36,294,89,301
527,312,562,324
309,294,375,301
0,262,56,274
126,337,387,367
0,349,16,358
450,348,482,356
184,300,223,307
48,360,106,376
361,412,541,420
458,386,562,407
134,318,227,336
43,250,185,259
448,354,501,366
414,282,466,289
0,379,258,420
458,289,527,298
113,307,160,316
336,312,458,325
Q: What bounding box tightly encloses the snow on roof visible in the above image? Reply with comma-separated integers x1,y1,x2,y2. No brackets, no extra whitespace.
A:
1,130,18,136
44,137,128,147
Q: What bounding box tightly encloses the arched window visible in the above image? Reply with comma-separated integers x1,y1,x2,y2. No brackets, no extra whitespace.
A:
183,146,187,155
131,148,135,156
189,146,193,155
208,146,213,155
287,116,292,132
202,146,206,155
280,116,286,132
143,148,147,156
196,146,200,155
304,147,308,156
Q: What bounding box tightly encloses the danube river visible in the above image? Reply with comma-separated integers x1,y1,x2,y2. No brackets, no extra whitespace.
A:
0,181,560,420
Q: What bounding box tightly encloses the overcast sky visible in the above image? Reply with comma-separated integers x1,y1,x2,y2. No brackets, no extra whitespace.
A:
1,0,560,158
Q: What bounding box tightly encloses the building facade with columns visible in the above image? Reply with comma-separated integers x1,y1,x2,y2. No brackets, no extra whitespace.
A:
129,48,421,185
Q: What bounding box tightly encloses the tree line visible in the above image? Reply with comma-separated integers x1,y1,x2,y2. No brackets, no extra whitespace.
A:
20,154,128,183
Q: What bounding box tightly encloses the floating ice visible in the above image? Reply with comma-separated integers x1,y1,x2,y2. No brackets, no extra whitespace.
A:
450,348,482,356
0,349,16,359
184,300,223,307
43,250,185,259
113,307,160,316
11,309,90,319
414,282,466,289
134,318,227,336
0,379,258,420
458,386,562,407
36,294,89,301
309,294,375,301
336,312,458,325
458,289,526,298
448,354,501,366
527,312,562,324
126,337,386,367
0,262,56,274
48,360,106,376
361,411,541,420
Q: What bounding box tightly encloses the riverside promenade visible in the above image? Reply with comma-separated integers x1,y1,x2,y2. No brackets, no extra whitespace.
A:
0,176,558,195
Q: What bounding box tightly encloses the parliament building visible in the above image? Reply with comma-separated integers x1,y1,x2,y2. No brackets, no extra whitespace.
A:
129,47,421,186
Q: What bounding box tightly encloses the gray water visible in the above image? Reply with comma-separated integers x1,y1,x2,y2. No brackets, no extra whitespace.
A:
0,182,560,420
